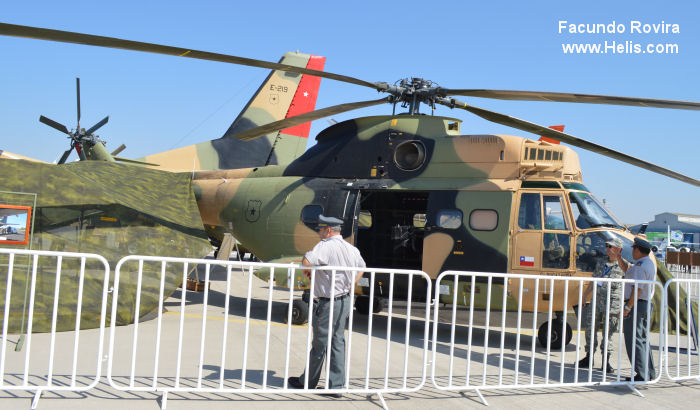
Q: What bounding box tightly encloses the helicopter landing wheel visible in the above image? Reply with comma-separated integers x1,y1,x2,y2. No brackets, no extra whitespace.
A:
289,299,308,325
538,320,572,349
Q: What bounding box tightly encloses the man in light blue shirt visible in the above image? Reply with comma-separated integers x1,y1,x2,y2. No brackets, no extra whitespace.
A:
614,237,656,382
288,215,365,397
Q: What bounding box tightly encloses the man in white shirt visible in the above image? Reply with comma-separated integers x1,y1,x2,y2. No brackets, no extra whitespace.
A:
614,237,656,382
288,215,365,397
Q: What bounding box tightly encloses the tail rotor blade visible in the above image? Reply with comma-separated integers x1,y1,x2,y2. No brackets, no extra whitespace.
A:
85,116,109,135
76,77,81,128
58,147,73,164
110,143,126,156
39,115,71,135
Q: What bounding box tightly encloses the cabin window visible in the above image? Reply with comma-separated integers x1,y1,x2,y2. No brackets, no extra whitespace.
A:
437,209,462,229
517,193,541,230
529,149,536,160
545,150,552,161
0,205,31,245
301,205,323,227
358,210,372,228
543,195,568,230
413,213,426,228
537,149,544,160
469,209,498,231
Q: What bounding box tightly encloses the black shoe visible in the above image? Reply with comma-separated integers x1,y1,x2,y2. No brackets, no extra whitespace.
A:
578,354,592,368
319,392,342,398
316,387,342,398
604,362,614,374
625,374,648,382
287,377,304,389
603,354,614,374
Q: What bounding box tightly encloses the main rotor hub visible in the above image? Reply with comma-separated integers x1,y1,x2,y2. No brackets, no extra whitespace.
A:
379,78,442,115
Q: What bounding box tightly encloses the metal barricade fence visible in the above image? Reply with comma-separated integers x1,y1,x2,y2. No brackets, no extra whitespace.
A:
670,269,700,299
0,249,111,409
108,255,431,409
431,271,663,405
664,278,700,382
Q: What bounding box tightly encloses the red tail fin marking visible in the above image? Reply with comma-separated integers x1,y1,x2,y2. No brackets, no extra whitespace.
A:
280,55,326,138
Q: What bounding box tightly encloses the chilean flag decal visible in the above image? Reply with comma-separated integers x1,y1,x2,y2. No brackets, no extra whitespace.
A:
519,256,535,267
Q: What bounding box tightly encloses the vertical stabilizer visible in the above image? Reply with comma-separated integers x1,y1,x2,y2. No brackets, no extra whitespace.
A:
141,52,325,170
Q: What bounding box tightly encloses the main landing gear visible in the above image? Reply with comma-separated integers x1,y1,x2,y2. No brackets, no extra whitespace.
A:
537,311,573,349
288,291,311,325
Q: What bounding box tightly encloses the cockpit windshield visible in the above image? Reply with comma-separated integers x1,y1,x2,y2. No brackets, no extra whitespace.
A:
568,192,622,230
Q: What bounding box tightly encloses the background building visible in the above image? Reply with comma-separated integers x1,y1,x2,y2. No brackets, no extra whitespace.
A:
631,212,700,251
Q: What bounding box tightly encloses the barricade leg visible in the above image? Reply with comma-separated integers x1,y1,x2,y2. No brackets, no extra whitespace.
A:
368,392,389,410
626,383,644,398
465,389,488,406
161,391,168,409
31,389,43,410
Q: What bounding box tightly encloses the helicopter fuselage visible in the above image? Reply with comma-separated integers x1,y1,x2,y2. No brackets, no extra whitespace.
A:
194,115,639,311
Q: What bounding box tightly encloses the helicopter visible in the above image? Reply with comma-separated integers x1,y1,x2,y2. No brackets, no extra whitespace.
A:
1,22,699,347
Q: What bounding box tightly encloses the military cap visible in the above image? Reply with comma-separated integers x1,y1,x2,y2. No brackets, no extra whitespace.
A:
605,237,624,248
632,237,652,251
317,214,343,228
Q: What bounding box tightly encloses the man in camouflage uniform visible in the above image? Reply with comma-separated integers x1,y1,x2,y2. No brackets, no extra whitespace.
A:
578,237,625,373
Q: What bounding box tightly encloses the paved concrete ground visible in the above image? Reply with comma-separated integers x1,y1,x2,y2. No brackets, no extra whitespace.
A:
1,260,699,409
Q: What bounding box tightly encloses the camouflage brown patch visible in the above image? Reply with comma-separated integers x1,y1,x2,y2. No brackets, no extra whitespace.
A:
293,221,320,255
194,178,244,225
422,232,454,279
141,144,203,171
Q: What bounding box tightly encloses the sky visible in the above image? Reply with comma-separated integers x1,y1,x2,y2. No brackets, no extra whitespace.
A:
0,0,698,225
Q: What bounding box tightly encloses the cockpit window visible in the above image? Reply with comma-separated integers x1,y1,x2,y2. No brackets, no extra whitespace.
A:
543,195,568,230
562,182,590,192
518,193,541,230
568,192,621,230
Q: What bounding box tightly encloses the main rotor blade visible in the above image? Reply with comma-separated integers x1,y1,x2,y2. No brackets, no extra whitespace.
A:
0,22,384,91
440,98,700,187
39,115,71,135
76,77,81,126
110,143,126,156
85,116,109,135
229,97,392,141
58,147,73,164
442,89,700,111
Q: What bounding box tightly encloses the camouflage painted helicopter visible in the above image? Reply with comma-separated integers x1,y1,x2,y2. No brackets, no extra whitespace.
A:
2,23,699,346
